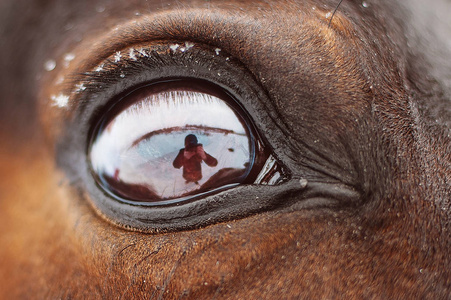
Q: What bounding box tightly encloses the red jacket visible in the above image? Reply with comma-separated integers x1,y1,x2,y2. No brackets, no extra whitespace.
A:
173,144,218,182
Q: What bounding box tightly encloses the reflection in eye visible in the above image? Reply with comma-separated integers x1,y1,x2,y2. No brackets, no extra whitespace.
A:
89,81,266,204
172,134,219,184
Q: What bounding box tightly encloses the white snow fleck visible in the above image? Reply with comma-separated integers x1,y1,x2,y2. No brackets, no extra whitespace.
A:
114,51,121,62
169,44,180,52
63,53,75,68
138,48,148,57
325,12,332,19
120,73,125,78
185,42,195,50
215,48,221,55
299,178,308,188
95,64,104,72
129,48,137,60
44,60,56,71
51,93,69,108
64,53,75,62
362,1,369,8
75,83,86,93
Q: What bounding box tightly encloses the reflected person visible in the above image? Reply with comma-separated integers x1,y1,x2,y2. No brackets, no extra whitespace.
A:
173,134,218,184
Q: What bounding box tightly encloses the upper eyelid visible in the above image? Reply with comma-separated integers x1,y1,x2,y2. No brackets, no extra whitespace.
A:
59,10,242,74
41,7,348,113
73,7,345,70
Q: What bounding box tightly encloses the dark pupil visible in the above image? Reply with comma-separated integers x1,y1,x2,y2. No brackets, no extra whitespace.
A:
89,82,255,204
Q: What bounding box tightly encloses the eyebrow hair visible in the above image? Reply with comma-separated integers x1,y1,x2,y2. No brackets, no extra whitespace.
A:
329,0,345,27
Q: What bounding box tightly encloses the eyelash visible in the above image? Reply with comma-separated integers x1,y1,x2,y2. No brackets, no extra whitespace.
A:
75,44,217,94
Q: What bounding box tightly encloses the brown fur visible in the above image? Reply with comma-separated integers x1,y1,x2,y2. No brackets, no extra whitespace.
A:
0,0,450,298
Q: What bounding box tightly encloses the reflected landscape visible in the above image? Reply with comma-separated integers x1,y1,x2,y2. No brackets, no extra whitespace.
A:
89,84,255,202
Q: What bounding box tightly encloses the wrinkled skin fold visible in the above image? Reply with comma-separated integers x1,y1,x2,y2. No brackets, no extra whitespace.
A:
0,0,450,298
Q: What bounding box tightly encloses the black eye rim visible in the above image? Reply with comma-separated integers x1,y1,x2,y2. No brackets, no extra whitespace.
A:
55,41,316,232
87,78,268,206
79,73,301,232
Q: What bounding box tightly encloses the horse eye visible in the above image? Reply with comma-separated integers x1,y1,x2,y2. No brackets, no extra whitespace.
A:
89,79,279,205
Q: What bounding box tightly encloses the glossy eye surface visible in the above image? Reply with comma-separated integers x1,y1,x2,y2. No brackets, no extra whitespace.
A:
89,80,263,204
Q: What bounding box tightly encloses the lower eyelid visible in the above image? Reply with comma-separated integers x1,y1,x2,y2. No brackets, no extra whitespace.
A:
83,178,307,232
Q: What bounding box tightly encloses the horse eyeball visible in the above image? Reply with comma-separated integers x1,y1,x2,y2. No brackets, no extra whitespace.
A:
89,80,262,205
